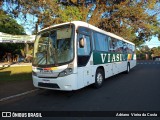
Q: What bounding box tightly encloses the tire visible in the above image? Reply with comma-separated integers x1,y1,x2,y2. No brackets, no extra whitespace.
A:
125,63,130,74
94,69,104,88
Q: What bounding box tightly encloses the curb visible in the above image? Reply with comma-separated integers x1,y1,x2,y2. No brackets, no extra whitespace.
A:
0,63,32,67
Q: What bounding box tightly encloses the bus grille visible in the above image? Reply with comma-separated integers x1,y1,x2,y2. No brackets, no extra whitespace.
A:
38,82,60,89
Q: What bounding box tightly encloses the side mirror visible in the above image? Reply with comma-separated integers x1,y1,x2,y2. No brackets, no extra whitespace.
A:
79,37,85,48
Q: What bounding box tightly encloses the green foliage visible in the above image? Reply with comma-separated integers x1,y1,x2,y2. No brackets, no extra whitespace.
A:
96,0,160,46
151,46,160,57
136,45,151,60
0,10,26,59
0,66,32,82
0,10,25,35
1,0,160,47
59,6,83,22
136,45,160,60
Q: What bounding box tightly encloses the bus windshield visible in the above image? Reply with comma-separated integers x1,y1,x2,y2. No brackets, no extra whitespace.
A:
33,25,74,66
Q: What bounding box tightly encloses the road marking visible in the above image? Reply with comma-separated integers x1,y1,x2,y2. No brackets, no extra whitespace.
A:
137,62,160,65
0,89,38,102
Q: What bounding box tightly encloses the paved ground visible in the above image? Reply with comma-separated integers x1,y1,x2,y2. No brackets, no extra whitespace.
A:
0,60,160,119
0,62,33,99
0,79,35,99
137,60,160,65
0,60,159,100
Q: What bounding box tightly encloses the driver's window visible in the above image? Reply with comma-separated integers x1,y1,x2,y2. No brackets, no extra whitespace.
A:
78,34,91,56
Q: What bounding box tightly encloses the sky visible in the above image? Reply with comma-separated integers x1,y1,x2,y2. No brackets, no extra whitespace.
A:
16,13,38,35
144,37,160,48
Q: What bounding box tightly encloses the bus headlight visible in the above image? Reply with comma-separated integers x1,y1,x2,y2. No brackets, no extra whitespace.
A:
58,68,73,77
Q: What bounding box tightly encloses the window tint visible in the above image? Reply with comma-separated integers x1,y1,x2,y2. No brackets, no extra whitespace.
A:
127,44,135,54
122,42,128,53
91,31,95,50
117,40,123,53
132,45,135,54
127,44,132,54
109,37,117,52
78,27,90,35
77,27,91,67
94,32,108,52
78,34,91,55
121,42,134,54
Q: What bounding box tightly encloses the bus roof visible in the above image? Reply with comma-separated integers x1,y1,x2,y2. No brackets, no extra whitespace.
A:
39,21,135,45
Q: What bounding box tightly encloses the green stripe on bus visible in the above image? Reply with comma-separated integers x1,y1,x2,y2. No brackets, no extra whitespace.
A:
93,52,134,65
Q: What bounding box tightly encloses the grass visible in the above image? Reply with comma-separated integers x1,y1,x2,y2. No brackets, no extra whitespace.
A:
0,66,32,83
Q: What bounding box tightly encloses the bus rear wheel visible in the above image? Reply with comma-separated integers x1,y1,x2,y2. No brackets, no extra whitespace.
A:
94,69,104,88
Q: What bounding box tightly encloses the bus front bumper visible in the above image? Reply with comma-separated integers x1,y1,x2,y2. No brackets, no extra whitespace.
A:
32,74,77,91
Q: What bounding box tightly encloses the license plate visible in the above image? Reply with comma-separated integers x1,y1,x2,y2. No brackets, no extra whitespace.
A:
40,70,53,74
42,79,50,83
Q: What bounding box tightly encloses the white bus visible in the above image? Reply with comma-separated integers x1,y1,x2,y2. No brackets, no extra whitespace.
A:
32,21,136,91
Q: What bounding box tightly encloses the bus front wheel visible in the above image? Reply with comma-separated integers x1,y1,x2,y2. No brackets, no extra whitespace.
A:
94,69,104,88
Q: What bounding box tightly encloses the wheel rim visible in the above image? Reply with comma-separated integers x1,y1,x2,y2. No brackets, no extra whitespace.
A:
97,73,103,85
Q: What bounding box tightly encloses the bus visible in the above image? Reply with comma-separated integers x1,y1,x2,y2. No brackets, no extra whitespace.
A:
32,21,136,91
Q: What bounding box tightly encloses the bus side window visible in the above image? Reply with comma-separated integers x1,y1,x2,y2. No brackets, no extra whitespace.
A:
105,36,109,52
94,32,108,52
126,43,130,54
128,44,133,54
123,42,128,53
117,40,123,53
109,37,117,52
91,31,95,50
94,32,100,50
108,37,112,52
132,45,135,54
113,39,118,52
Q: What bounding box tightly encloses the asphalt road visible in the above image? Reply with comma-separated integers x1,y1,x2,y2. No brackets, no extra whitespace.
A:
0,61,160,119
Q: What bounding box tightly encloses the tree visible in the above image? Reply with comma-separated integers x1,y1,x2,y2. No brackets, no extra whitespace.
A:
0,10,26,61
1,0,160,46
0,10,25,35
96,0,160,45
151,46,160,57
136,45,152,60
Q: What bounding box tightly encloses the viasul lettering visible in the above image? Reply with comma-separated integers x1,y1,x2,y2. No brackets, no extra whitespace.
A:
100,53,124,63
101,54,107,63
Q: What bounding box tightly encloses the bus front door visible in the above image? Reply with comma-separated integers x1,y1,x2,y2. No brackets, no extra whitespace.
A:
77,33,92,88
